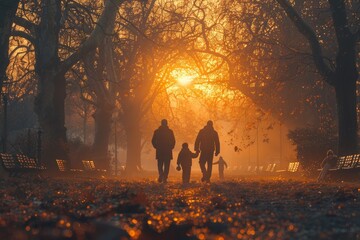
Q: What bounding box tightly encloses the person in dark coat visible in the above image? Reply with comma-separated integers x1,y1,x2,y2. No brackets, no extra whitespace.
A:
213,156,228,180
152,119,175,183
195,120,220,183
177,143,199,184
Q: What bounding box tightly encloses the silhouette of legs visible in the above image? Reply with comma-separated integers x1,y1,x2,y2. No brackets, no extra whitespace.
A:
199,152,214,182
163,159,171,182
199,158,207,182
219,166,224,179
219,170,224,179
206,158,213,182
157,158,171,183
157,159,165,182
182,165,191,184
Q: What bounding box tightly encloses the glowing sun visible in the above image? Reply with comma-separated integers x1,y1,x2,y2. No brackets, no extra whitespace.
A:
171,68,198,86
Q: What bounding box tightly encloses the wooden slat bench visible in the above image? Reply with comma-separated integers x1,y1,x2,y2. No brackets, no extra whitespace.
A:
56,159,83,177
265,163,277,172
288,162,300,172
0,153,17,176
16,154,46,178
276,162,300,173
320,154,360,181
264,163,277,176
16,154,46,170
0,153,46,177
82,160,107,176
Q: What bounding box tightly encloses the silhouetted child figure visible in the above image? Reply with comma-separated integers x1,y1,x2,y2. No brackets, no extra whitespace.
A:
213,156,228,179
177,143,199,184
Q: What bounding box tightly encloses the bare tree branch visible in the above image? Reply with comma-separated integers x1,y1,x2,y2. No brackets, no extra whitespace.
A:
275,0,335,86
60,0,124,75
14,16,37,34
11,30,36,45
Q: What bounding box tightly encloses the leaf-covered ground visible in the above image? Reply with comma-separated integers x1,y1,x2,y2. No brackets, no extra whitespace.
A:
1,174,360,240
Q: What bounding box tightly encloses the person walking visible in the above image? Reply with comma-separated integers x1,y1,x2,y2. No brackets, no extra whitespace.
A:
213,156,228,180
195,120,220,183
176,143,199,184
317,149,337,182
152,119,175,183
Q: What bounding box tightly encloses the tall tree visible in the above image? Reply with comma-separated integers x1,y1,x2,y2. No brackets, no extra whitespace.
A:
111,0,204,173
0,0,20,91
14,0,124,170
276,0,360,155
81,38,117,171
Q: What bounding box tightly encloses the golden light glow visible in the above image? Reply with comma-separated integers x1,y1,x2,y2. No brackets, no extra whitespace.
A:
177,75,196,86
171,68,198,86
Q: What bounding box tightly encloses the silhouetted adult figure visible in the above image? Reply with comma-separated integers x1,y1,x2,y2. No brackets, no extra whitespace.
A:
195,120,220,183
152,119,175,183
213,156,228,180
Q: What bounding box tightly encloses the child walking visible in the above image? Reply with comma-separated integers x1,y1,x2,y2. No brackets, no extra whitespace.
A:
213,156,228,179
177,143,199,184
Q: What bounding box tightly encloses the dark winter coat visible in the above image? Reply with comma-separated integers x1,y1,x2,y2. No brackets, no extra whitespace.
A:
152,125,175,160
177,147,198,167
195,125,220,154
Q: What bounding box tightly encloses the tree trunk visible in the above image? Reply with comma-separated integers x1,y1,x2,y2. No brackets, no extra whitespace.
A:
334,44,358,155
276,0,359,155
125,120,142,174
35,73,68,171
124,105,142,174
335,82,357,155
33,0,68,171
92,102,113,171
0,0,20,90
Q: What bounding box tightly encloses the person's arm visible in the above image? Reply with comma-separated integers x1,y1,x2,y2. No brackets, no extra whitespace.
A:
151,130,157,148
213,161,219,165
177,152,182,165
214,131,220,156
191,151,199,158
169,130,175,149
224,160,228,168
194,131,201,152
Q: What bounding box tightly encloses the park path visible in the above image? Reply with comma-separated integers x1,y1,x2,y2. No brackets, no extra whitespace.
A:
1,176,360,239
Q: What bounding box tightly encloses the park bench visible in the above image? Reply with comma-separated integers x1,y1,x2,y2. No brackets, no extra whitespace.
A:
319,154,360,181
56,159,67,172
16,154,46,170
276,162,300,173
56,159,83,172
265,163,277,172
56,159,83,176
0,153,46,177
318,154,360,172
0,153,17,176
253,166,264,172
16,155,46,178
82,160,107,176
